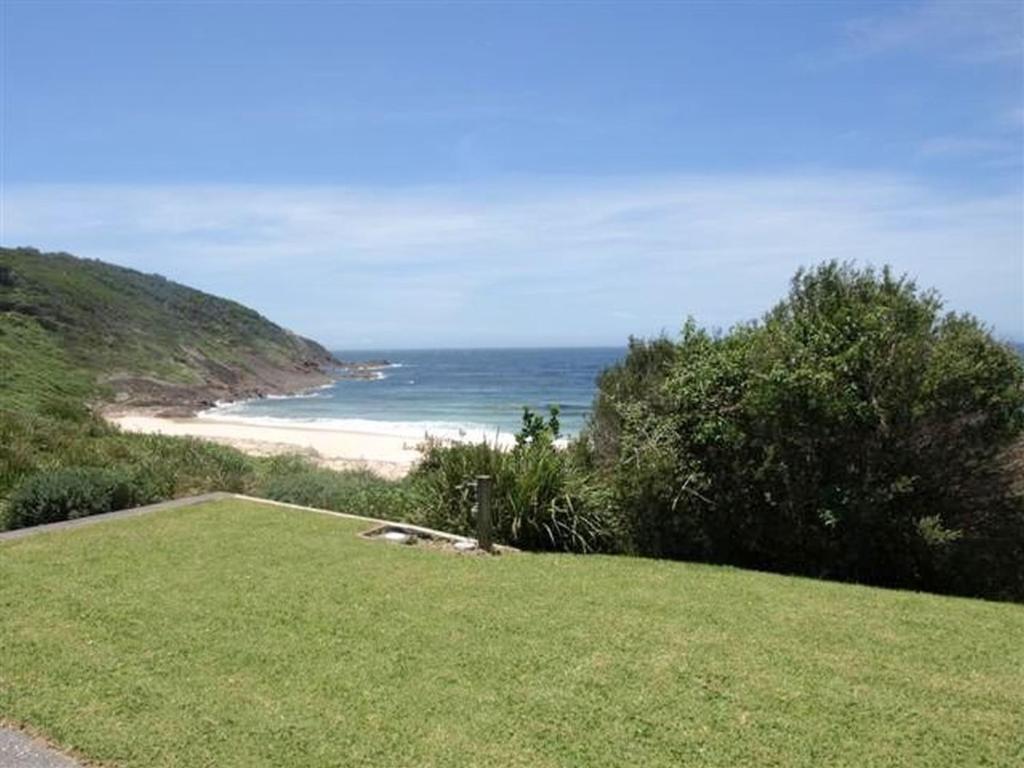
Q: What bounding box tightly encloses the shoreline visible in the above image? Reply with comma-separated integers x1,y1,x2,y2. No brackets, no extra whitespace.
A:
106,411,514,480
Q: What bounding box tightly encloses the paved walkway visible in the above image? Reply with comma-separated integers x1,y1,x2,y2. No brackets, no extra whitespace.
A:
0,728,83,768
0,492,480,547
0,492,233,542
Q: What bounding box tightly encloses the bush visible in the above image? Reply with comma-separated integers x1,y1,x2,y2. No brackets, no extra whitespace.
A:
0,409,113,498
590,262,1024,599
109,433,255,497
6,466,154,529
0,409,266,528
255,457,420,521
412,412,621,553
589,336,677,468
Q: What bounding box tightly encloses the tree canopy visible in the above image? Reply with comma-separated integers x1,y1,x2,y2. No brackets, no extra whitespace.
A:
589,262,1024,599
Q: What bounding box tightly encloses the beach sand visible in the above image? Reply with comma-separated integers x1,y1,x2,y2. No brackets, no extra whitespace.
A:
108,413,431,479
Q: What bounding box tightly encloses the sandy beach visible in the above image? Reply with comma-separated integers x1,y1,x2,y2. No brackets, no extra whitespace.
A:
108,413,431,479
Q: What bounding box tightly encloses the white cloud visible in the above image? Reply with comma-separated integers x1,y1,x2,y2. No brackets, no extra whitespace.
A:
2,173,1021,345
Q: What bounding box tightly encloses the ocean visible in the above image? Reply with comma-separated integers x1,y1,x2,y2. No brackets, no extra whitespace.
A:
202,347,626,441
200,342,1024,442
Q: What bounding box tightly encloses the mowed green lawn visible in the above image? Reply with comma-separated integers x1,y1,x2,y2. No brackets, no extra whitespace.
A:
1,500,1021,767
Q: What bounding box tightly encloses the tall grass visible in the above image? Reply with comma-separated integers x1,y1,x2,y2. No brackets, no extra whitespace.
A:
0,408,256,503
256,455,420,520
411,438,620,553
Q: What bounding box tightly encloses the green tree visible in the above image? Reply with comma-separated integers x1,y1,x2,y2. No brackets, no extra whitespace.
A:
591,262,1024,598
515,405,562,448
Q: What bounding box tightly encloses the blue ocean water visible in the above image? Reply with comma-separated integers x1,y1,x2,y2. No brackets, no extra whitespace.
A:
204,347,625,440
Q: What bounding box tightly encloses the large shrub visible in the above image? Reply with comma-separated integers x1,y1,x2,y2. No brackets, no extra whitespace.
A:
6,466,154,529
588,336,677,469
590,263,1024,599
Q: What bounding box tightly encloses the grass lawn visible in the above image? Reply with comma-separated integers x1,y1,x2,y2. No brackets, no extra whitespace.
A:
1,499,1022,767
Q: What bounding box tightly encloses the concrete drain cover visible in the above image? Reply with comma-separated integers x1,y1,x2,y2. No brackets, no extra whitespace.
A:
360,524,486,553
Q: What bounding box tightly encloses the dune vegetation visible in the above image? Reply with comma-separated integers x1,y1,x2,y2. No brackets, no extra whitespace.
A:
2,251,1022,602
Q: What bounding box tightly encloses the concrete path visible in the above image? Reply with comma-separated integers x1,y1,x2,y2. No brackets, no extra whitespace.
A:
0,492,482,548
0,492,233,542
0,727,83,768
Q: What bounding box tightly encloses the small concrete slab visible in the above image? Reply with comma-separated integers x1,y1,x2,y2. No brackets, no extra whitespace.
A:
0,727,84,768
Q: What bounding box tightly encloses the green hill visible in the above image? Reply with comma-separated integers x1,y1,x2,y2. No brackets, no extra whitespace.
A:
0,247,339,413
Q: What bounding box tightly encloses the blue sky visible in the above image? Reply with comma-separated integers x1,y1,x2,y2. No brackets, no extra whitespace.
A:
2,0,1022,347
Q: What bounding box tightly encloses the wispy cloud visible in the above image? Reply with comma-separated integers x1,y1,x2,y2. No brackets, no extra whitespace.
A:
841,0,1023,63
2,173,1021,345
918,135,1020,158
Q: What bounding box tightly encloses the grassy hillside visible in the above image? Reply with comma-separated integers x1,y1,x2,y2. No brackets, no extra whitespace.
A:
2,498,1021,767
0,312,95,415
0,247,338,411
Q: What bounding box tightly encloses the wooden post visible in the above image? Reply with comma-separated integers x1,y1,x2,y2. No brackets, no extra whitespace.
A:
475,475,493,552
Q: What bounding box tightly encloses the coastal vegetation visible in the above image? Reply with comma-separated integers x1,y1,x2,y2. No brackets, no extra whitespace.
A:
410,415,620,553
2,498,1021,767
586,263,1024,600
2,250,1022,601
403,263,1024,600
